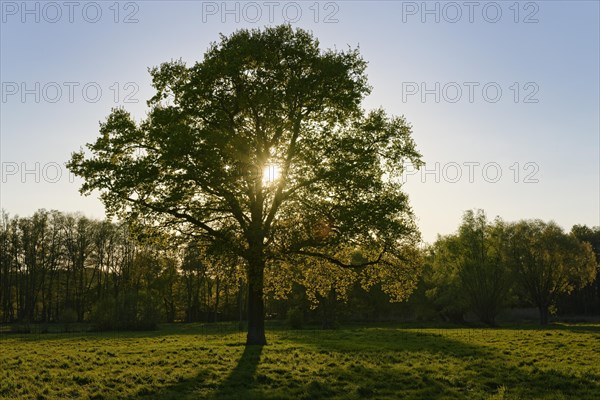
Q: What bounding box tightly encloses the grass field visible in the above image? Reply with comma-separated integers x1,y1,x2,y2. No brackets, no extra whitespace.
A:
1,323,599,399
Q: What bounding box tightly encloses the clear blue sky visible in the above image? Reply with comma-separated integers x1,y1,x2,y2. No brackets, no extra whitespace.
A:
1,1,598,243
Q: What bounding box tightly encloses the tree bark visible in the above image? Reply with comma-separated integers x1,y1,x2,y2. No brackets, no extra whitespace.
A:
246,245,267,346
214,276,220,323
538,305,549,325
481,314,497,327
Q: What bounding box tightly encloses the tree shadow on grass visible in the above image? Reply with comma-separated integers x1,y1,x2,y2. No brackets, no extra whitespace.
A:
132,344,264,400
538,323,600,334
489,322,600,334
122,325,598,399
0,322,251,345
281,328,600,399
209,344,264,399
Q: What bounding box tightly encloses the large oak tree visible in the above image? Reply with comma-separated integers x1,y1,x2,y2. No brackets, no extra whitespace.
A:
68,25,422,345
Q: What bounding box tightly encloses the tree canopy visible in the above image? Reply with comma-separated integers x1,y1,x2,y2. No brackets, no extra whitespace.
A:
425,210,511,326
505,220,597,324
68,25,423,344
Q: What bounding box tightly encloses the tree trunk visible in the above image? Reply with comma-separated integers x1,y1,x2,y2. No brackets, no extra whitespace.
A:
538,305,549,325
214,276,220,323
238,277,244,331
246,250,266,346
321,289,337,329
481,314,497,327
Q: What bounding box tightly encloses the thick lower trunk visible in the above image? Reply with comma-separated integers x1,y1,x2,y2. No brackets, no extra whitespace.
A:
538,305,549,325
321,289,337,329
246,252,266,346
214,278,220,323
481,315,497,327
444,311,465,324
477,308,497,327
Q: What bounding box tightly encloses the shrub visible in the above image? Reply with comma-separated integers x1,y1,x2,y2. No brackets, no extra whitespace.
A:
9,323,30,334
60,307,79,332
132,290,161,331
90,291,161,331
89,297,118,331
287,307,304,329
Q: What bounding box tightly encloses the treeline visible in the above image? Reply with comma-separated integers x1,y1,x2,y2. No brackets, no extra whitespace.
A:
415,210,599,325
1,209,598,330
0,209,243,329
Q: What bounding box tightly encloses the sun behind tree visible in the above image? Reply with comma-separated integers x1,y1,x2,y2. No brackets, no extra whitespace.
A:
68,25,423,345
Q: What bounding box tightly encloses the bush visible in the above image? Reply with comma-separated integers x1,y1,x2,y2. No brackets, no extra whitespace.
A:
90,291,161,331
60,307,79,332
90,297,118,331
287,307,304,329
133,291,161,331
9,323,30,334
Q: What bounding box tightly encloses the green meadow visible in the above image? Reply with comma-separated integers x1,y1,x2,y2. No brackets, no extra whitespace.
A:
1,323,599,400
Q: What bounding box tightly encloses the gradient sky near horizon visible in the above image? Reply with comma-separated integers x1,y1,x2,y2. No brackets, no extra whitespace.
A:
1,0,599,243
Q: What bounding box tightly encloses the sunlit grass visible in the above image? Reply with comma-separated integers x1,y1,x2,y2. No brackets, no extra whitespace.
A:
1,323,598,399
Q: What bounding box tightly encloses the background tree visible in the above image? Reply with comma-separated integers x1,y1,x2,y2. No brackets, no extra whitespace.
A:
425,210,511,325
565,225,600,314
0,211,14,322
505,220,597,325
61,214,93,322
423,239,469,324
68,25,423,344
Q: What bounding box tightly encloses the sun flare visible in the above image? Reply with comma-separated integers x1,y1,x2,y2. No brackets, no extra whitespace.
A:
263,164,281,184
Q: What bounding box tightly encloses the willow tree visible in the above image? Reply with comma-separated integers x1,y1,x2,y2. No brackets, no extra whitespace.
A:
428,210,511,326
505,220,597,325
68,25,422,345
